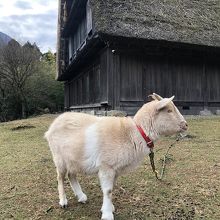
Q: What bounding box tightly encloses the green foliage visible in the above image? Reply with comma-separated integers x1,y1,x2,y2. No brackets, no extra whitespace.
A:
0,79,21,121
41,50,56,65
0,41,63,121
26,55,64,115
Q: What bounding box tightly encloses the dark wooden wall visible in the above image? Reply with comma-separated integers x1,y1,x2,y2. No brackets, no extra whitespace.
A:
64,50,109,110
144,55,204,102
111,50,220,114
64,47,220,115
66,63,104,106
206,60,220,104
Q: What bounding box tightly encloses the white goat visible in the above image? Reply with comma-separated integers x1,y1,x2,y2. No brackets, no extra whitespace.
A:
45,93,187,220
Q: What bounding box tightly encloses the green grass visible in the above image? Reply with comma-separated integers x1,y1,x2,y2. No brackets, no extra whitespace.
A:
0,115,220,219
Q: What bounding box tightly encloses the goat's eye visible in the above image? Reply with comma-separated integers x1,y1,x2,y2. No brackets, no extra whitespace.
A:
168,109,172,113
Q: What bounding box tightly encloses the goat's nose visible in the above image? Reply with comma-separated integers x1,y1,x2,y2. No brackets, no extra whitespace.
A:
180,121,188,130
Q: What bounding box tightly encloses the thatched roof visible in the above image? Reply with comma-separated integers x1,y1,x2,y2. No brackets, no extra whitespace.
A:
90,0,220,47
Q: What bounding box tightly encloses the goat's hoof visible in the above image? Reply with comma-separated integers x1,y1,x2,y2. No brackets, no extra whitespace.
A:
101,212,114,220
78,193,87,203
61,204,67,208
59,198,68,208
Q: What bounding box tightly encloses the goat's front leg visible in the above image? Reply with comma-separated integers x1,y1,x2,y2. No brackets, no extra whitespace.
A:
98,166,115,220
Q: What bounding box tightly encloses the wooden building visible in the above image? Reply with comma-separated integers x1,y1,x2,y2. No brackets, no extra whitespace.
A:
57,0,220,115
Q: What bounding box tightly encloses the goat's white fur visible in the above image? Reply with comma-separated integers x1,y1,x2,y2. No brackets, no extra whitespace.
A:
45,93,187,220
84,123,100,173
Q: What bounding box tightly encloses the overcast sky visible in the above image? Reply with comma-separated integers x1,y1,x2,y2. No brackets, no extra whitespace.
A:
0,0,58,53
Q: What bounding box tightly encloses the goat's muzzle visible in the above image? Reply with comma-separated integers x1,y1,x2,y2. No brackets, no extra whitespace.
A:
180,121,188,131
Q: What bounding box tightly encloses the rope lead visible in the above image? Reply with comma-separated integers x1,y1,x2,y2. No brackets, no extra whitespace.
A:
149,135,183,180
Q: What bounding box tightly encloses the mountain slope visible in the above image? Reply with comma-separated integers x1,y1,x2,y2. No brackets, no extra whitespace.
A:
0,32,12,48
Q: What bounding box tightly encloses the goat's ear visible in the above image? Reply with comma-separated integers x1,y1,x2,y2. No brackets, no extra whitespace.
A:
148,93,163,101
156,96,175,110
148,94,155,101
153,93,163,100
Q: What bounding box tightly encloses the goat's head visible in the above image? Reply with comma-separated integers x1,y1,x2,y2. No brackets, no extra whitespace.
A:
134,93,188,137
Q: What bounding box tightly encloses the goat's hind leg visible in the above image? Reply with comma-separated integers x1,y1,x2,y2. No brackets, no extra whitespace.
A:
57,169,68,208
68,173,87,203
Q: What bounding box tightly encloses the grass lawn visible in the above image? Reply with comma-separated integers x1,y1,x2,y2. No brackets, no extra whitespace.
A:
0,114,220,220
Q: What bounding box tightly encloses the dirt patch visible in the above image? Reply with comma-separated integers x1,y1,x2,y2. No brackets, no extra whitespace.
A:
11,125,36,131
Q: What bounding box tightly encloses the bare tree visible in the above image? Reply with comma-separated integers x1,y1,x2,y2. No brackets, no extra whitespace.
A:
0,40,41,118
0,77,9,121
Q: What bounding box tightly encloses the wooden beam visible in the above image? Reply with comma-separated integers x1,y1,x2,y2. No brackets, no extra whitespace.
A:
69,102,110,109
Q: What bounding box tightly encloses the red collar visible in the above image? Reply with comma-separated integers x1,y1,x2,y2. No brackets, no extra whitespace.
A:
136,125,154,149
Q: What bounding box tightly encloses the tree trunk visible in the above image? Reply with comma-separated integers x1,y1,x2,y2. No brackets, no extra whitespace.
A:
21,102,26,118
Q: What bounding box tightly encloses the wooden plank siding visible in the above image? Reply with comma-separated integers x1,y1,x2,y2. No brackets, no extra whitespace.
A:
64,47,220,115
68,64,102,106
143,55,204,102
100,49,109,104
115,52,220,114
206,59,220,103
64,82,70,109
64,52,109,109
120,55,143,102
112,51,121,109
